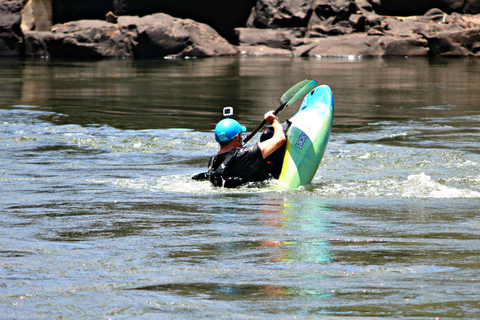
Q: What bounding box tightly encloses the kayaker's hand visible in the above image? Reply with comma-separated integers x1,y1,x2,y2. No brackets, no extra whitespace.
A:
265,111,277,124
259,110,286,158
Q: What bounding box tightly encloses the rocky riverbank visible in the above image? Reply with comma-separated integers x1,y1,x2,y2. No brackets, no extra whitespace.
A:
1,0,480,58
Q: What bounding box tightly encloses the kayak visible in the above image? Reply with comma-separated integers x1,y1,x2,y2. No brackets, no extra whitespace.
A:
278,85,334,189
191,83,333,189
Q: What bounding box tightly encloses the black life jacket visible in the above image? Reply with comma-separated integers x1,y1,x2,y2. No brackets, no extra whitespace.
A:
208,148,244,188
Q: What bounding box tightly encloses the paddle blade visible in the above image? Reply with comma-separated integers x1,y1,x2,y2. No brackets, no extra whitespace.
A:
192,172,209,180
279,79,317,106
243,79,318,145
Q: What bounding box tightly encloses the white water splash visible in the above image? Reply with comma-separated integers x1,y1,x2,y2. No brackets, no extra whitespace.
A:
399,173,480,199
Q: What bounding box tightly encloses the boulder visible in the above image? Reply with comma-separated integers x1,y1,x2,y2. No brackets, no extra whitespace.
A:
238,44,293,56
23,30,49,56
53,0,256,44
422,26,480,56
380,13,480,56
235,27,304,49
292,11,480,57
24,13,238,58
7,0,480,58
308,0,382,36
117,14,238,58
247,0,313,28
292,33,429,57
0,0,23,56
41,20,135,58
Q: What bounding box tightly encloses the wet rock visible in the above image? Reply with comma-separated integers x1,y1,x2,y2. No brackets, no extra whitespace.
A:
0,0,23,56
24,13,238,58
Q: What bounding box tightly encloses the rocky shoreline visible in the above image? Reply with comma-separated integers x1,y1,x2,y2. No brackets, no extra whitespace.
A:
2,0,480,58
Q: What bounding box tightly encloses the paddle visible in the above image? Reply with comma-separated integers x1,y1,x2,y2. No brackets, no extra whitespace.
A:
242,79,317,144
191,79,317,181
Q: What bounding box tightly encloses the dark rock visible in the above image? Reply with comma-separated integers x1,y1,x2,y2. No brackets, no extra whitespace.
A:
236,0,480,58
247,0,313,28
472,40,480,54
238,44,293,56
354,0,383,26
0,0,23,56
374,0,480,15
23,13,238,59
292,33,429,57
23,30,50,57
291,11,480,57
367,25,386,36
8,0,480,58
465,0,480,13
349,13,367,32
106,11,117,24
53,0,256,44
46,20,135,58
424,8,446,17
378,35,430,56
422,27,480,56
117,14,238,58
235,27,304,49
308,0,383,36
380,13,475,40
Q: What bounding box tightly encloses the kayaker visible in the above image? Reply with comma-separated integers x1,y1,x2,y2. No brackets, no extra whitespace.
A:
208,110,286,188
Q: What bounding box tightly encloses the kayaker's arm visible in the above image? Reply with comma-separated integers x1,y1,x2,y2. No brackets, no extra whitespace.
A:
258,111,286,159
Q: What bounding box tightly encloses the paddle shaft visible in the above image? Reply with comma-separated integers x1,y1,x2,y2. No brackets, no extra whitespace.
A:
242,102,286,145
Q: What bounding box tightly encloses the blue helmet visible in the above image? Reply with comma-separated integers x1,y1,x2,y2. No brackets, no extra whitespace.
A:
214,118,247,142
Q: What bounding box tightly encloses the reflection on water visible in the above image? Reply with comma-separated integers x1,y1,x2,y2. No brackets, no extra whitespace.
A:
133,282,333,300
1,56,480,319
1,57,479,133
130,196,335,301
259,196,332,264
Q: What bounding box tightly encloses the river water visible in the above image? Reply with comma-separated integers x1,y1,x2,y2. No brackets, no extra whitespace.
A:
1,56,479,319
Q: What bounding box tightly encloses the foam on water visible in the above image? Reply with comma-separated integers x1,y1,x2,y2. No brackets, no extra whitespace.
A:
2,108,479,199
400,173,480,198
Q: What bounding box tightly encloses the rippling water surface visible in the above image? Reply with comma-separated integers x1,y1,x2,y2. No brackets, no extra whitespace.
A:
1,56,480,319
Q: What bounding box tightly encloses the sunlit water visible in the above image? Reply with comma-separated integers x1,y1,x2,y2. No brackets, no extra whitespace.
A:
1,56,480,319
